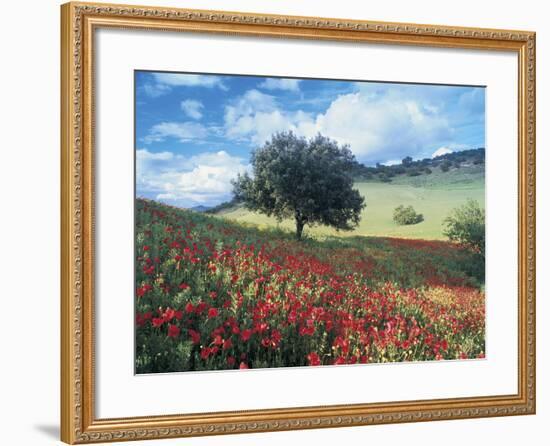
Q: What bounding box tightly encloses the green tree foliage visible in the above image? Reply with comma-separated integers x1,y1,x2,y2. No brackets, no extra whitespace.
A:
440,160,452,172
402,156,413,167
232,132,366,240
351,148,484,182
393,205,424,225
443,199,485,258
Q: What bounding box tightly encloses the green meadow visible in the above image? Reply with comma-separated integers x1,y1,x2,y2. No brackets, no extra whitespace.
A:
213,168,484,240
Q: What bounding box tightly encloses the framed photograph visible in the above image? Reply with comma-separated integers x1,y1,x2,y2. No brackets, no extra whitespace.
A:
60,2,536,443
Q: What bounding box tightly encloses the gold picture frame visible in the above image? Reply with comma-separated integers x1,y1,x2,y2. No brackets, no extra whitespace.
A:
60,2,536,443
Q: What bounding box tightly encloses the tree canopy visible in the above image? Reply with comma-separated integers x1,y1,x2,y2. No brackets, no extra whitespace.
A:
443,199,485,258
232,132,366,240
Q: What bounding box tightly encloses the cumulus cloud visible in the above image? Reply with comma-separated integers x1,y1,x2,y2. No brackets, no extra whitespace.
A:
309,91,453,162
136,149,174,161
181,99,204,120
223,89,314,145
382,159,402,166
136,149,249,207
143,121,208,144
432,147,454,158
223,86,459,163
142,73,228,97
259,78,301,92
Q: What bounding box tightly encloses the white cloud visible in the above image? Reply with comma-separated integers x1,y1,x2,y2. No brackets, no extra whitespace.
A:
223,89,316,145
223,87,453,162
153,73,227,89
143,121,208,144
309,92,452,162
181,99,204,120
142,83,170,98
142,73,228,97
432,147,454,158
382,159,402,166
136,149,250,207
136,149,173,161
225,90,282,142
259,78,301,92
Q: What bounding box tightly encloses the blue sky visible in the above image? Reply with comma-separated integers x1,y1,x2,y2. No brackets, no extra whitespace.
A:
135,71,485,208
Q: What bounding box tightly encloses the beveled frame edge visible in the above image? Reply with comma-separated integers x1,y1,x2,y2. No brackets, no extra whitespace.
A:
60,1,536,444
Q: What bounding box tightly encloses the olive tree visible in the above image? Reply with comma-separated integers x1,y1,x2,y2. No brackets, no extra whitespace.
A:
232,132,366,240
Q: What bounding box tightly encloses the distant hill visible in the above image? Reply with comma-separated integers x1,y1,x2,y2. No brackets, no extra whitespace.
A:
189,205,212,213
351,148,485,183
206,147,485,240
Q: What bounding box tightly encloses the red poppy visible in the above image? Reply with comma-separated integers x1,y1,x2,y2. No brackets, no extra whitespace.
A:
271,329,282,346
241,329,252,342
200,347,211,360
222,338,233,350
195,302,207,314
239,362,249,369
185,302,194,314
227,356,236,367
307,352,321,366
143,265,155,275
152,317,164,328
167,324,180,338
207,307,219,319
188,329,201,345
179,283,190,290
163,308,175,321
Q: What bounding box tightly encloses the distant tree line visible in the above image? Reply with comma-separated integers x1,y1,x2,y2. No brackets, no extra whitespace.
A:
350,148,485,182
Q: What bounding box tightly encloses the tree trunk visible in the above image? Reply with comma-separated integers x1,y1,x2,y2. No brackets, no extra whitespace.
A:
295,213,305,240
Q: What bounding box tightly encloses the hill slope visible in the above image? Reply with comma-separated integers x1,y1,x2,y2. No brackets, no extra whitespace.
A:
213,167,484,240
135,198,485,373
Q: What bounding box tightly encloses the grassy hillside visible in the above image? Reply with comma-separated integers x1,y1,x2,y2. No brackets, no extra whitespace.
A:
135,198,485,373
214,167,484,240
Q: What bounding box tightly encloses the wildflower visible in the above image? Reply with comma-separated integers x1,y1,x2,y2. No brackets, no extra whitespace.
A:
200,347,211,360
241,329,252,342
167,324,180,338
307,352,321,366
188,329,201,345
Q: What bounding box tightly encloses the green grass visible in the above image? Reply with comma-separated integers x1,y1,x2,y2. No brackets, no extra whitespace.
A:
214,168,484,240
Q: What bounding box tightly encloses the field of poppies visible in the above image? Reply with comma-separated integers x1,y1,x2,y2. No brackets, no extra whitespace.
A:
135,198,485,373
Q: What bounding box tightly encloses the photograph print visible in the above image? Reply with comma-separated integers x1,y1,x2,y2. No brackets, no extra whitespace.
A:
134,71,486,374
